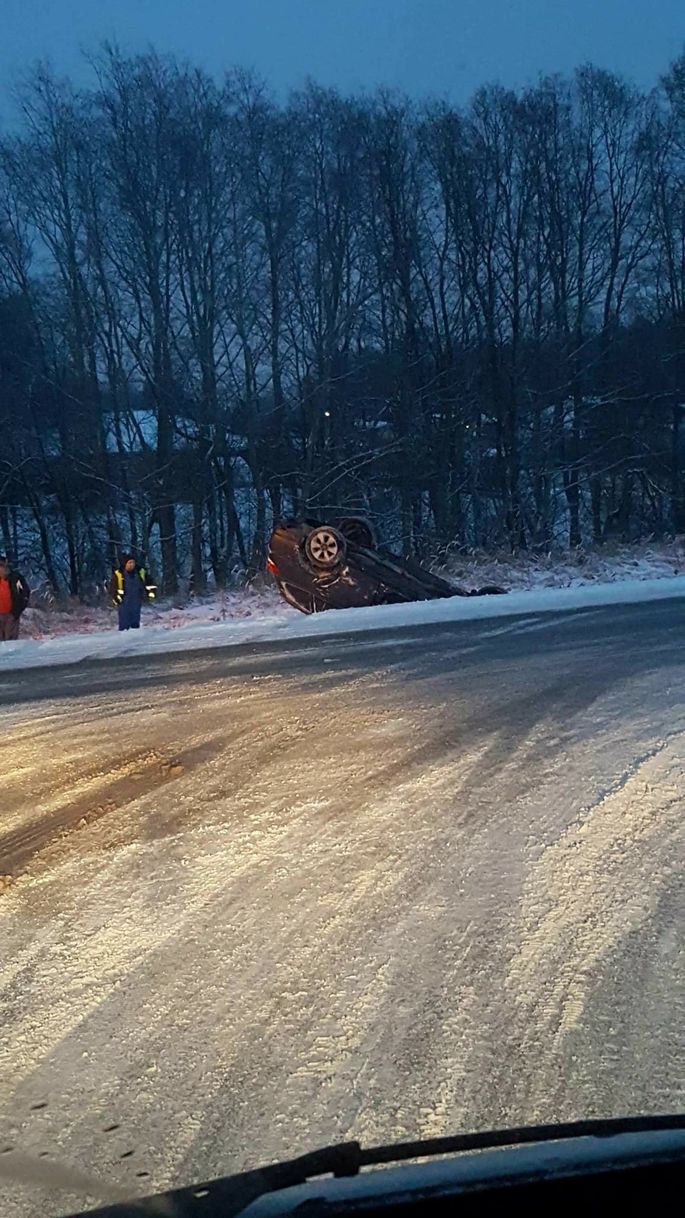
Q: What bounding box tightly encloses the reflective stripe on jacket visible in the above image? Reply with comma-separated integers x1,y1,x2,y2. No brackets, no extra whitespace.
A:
109,567,156,605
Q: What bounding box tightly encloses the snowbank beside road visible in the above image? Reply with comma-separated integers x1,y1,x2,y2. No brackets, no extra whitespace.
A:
442,539,685,590
13,540,685,644
19,585,288,640
1,572,684,672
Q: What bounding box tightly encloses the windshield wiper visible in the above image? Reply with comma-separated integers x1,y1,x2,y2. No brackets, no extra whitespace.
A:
66,1113,685,1218
334,1112,685,1174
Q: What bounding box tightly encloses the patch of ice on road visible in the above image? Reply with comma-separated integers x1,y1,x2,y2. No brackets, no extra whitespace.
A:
1,573,684,673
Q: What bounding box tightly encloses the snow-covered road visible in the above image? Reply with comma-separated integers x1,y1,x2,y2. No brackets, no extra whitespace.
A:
1,600,685,1215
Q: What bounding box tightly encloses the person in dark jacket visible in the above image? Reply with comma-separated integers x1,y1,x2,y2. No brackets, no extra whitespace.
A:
108,554,156,631
0,554,30,642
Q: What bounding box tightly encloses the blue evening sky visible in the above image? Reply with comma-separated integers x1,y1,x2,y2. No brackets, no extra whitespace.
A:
2,0,684,108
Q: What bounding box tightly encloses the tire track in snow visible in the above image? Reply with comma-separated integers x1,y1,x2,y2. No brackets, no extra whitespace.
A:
3,608,685,1214
506,736,685,1070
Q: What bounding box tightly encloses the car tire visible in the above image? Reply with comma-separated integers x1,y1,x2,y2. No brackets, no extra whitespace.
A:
338,517,376,548
304,526,347,569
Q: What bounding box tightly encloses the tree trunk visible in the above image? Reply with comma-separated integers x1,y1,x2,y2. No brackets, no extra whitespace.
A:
671,404,684,533
590,476,602,544
155,400,178,596
191,500,206,594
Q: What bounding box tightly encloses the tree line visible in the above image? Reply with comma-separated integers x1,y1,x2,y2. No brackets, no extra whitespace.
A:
1,46,684,597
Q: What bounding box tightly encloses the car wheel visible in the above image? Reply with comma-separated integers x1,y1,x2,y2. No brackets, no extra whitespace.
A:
338,517,376,548
304,526,347,569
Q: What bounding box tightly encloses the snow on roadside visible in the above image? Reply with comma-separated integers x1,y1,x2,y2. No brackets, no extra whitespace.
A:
19,585,288,641
18,540,685,645
441,538,685,590
1,567,685,673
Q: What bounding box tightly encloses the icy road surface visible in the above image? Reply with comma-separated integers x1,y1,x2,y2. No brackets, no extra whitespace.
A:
1,600,685,1214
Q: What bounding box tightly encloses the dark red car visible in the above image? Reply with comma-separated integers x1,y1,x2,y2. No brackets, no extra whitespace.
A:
267,517,505,614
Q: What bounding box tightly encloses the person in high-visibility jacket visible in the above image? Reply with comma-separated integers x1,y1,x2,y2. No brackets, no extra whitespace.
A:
108,554,156,631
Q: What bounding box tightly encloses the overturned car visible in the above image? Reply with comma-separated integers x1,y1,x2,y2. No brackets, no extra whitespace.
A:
267,516,506,615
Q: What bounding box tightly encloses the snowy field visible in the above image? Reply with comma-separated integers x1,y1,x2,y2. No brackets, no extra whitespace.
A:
2,543,685,671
